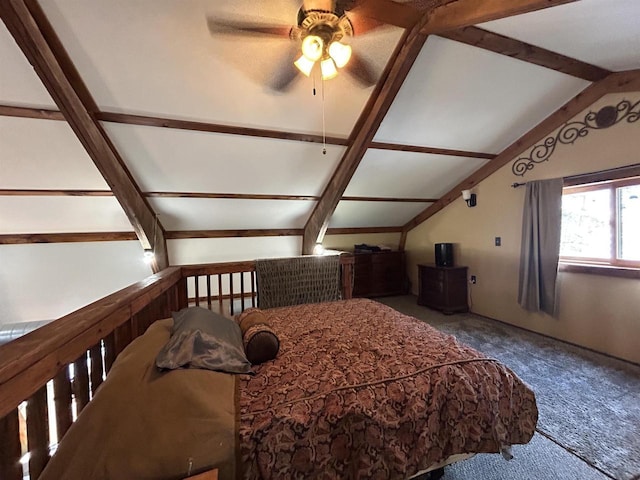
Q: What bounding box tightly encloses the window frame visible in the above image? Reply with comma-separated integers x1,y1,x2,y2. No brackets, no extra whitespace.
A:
560,175,640,270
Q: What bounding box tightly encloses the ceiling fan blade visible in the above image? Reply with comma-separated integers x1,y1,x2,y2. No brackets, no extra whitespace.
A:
207,17,292,38
345,52,378,88
267,45,301,92
347,0,421,29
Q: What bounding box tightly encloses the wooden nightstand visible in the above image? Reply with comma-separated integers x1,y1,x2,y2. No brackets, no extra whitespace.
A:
417,264,468,314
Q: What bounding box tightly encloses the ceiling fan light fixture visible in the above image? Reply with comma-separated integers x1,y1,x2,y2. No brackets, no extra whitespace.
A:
294,54,316,76
328,41,351,68
301,34,324,61
320,57,338,80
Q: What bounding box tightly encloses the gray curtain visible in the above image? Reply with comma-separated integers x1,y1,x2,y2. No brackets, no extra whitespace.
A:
518,178,564,315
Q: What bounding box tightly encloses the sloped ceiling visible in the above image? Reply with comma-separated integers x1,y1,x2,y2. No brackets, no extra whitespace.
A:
1,0,640,268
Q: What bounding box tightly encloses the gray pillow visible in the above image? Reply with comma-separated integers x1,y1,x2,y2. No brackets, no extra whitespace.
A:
156,307,253,374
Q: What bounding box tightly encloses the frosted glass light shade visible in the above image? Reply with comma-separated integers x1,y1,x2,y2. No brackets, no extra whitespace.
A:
320,58,338,79
294,55,315,76
301,35,324,61
143,249,155,264
328,41,351,68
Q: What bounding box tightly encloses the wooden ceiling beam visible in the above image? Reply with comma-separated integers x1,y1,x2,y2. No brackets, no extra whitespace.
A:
0,0,168,272
96,111,349,147
0,232,138,244
0,189,113,197
348,0,421,29
326,226,403,235
606,68,640,93
0,104,64,121
439,26,610,82
341,196,435,203
301,18,431,254
369,141,495,159
97,111,496,158
166,229,303,240
0,189,437,203
166,227,404,240
401,69,640,239
421,0,578,35
0,227,405,244
1,106,494,159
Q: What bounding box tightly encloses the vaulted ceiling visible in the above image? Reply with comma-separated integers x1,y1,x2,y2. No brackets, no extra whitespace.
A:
2,0,640,271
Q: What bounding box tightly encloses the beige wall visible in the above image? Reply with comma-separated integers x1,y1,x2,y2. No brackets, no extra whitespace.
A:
405,93,640,364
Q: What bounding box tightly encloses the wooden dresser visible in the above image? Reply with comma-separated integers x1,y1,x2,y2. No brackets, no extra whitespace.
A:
417,264,468,314
353,251,406,298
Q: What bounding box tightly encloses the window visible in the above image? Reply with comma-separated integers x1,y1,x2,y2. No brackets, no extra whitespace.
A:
560,176,640,268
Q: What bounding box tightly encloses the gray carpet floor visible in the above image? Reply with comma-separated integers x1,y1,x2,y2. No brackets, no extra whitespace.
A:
378,295,640,480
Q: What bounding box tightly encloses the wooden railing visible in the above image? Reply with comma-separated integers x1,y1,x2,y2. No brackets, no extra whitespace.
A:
182,261,258,317
0,254,354,480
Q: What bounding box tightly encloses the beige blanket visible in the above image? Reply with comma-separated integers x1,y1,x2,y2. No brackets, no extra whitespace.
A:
40,319,238,480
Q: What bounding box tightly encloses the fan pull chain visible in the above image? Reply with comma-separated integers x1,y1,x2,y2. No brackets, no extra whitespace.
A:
321,76,326,155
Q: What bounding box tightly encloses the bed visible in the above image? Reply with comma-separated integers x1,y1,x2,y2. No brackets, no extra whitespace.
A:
38,298,538,480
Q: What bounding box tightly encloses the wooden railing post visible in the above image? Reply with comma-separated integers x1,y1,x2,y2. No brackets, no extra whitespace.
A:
251,272,256,307
104,333,116,375
53,368,73,439
113,322,132,357
177,276,188,310
89,344,104,396
340,253,355,300
27,386,50,477
72,354,90,414
217,276,224,313
0,410,22,480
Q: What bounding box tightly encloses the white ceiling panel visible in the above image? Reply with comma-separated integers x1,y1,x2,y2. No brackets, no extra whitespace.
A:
0,117,109,189
103,123,344,195
0,197,133,233
329,201,431,228
345,149,490,198
374,36,589,154
480,0,640,72
42,0,403,137
149,198,314,230
0,22,56,108
168,236,302,265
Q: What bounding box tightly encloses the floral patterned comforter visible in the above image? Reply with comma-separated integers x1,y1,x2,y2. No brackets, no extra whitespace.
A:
238,299,538,479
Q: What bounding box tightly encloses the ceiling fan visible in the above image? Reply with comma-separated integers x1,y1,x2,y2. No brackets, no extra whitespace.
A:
207,0,419,91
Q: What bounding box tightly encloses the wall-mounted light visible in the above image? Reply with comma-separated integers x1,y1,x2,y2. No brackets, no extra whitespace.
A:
462,189,477,207
142,214,159,265
143,248,155,264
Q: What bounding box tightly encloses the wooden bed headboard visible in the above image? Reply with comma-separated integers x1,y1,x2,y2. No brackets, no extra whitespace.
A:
0,254,354,480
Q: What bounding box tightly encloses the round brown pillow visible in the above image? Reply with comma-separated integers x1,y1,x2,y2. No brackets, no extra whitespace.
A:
243,323,280,365
237,308,267,334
